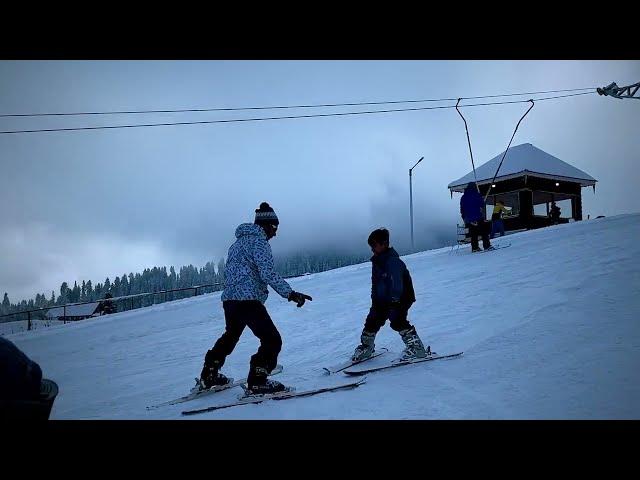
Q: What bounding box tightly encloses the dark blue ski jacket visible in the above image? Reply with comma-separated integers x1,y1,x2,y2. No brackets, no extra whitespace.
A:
371,248,416,305
460,182,485,224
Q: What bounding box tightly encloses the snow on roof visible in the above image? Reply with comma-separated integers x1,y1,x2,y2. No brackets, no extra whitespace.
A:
448,143,597,191
46,302,100,318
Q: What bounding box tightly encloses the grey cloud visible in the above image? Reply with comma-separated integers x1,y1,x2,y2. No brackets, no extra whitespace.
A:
1,60,639,302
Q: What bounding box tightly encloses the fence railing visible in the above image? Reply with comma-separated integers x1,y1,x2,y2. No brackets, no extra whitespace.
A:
0,283,227,331
0,271,317,332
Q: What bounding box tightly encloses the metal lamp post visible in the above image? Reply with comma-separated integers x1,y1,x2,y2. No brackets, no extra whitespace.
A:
409,156,424,251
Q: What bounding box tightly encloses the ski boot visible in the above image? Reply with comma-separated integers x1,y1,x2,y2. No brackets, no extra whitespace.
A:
199,359,230,390
351,330,376,362
246,366,287,395
399,326,428,361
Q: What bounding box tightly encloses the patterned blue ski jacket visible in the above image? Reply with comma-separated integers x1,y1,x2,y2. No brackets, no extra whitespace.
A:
221,223,293,303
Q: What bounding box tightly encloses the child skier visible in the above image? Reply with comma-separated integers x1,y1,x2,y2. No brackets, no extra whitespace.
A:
351,228,428,362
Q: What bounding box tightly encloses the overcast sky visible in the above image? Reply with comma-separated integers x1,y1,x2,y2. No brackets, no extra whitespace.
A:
1,60,638,301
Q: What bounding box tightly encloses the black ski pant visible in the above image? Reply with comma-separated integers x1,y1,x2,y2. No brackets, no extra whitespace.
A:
363,302,413,334
205,300,282,374
468,220,491,250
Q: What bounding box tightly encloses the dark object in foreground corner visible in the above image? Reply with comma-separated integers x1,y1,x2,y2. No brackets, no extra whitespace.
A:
0,337,59,420
0,379,59,420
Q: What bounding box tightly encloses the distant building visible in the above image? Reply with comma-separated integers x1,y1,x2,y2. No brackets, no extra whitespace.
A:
448,143,597,233
45,302,101,321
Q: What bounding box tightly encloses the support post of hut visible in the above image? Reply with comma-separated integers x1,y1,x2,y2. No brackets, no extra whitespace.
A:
519,190,533,229
572,195,583,221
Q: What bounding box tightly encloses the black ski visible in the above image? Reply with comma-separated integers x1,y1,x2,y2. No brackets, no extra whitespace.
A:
322,347,389,375
343,352,463,376
181,378,367,416
147,364,283,410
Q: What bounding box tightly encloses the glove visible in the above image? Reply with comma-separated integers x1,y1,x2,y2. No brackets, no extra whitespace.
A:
288,291,313,308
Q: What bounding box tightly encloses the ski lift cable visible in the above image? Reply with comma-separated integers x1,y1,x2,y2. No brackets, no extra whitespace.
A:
483,99,535,202
0,91,593,135
0,87,597,118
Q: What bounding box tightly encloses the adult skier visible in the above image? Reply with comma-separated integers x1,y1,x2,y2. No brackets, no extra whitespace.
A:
460,182,494,252
199,202,312,395
490,200,509,239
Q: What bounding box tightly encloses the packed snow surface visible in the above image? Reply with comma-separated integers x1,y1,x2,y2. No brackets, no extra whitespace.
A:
8,214,640,419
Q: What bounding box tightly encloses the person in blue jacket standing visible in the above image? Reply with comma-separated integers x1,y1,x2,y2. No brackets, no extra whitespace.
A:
460,182,494,252
460,182,493,252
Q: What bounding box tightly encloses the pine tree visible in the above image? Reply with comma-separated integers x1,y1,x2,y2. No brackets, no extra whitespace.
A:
217,258,226,284
72,281,81,303
121,274,129,296
59,282,70,304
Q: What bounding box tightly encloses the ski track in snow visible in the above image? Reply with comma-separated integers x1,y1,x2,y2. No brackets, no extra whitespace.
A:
7,214,640,419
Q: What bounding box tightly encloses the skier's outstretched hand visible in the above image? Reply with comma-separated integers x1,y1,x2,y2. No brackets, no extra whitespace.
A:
288,291,313,308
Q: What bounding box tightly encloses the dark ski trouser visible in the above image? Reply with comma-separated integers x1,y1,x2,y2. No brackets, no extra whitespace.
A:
363,302,413,334
468,220,491,250
205,300,282,374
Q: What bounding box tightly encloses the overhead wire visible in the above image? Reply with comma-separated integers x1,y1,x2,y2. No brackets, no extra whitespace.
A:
0,91,596,135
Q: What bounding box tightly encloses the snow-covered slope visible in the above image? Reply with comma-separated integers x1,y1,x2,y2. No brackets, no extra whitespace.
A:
8,214,640,419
